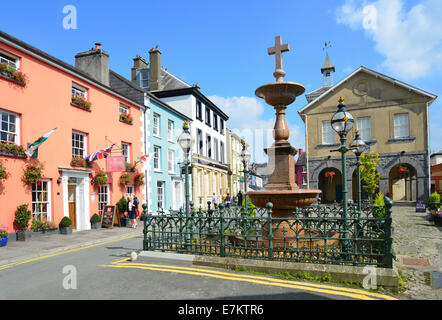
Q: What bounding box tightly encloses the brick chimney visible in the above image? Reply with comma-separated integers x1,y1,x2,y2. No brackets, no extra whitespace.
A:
75,42,109,86
149,46,162,91
131,55,148,83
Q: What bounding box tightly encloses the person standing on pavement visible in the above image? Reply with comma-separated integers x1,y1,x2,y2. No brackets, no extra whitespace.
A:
237,191,243,207
127,196,137,228
212,193,219,208
132,193,140,224
225,193,231,208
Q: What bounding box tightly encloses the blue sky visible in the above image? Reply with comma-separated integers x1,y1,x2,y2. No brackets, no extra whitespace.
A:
1,0,441,162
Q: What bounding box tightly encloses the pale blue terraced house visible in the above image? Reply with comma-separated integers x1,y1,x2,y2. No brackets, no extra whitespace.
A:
110,63,190,214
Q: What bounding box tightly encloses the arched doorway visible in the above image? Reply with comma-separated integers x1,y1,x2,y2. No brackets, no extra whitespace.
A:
318,168,342,203
389,163,417,201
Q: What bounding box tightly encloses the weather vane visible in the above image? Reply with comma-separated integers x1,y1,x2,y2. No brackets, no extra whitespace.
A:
323,41,332,51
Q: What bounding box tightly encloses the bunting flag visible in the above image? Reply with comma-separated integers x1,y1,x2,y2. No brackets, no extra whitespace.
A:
85,144,115,162
25,128,57,158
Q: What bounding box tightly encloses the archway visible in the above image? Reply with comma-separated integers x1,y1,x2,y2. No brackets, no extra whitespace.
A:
389,163,417,201
318,168,342,203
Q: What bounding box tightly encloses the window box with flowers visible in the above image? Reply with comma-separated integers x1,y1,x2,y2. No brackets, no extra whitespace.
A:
21,163,44,186
70,157,92,168
134,173,145,187
0,63,28,87
0,141,27,158
91,170,108,187
71,95,92,111
119,173,131,186
119,113,133,125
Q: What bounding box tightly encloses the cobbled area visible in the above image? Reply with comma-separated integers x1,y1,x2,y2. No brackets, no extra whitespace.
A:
391,205,442,299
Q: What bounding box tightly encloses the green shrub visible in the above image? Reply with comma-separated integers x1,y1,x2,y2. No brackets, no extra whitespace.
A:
90,214,101,224
116,196,128,214
31,219,44,230
428,191,440,204
0,229,8,238
373,192,385,218
13,204,31,231
59,217,72,228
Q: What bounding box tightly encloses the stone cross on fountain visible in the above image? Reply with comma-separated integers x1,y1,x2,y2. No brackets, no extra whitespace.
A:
267,36,290,83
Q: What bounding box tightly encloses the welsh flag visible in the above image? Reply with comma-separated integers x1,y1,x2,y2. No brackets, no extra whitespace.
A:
25,128,57,158
137,154,152,164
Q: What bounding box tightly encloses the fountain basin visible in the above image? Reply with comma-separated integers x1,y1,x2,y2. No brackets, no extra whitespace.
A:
247,189,322,216
255,82,305,106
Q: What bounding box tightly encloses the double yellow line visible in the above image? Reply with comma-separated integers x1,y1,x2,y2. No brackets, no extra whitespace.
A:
0,234,141,271
101,258,397,300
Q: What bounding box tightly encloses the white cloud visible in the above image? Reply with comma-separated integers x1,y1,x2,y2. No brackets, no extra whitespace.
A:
209,95,305,163
336,0,442,80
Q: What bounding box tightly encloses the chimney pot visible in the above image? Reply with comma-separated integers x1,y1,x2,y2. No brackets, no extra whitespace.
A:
95,43,102,50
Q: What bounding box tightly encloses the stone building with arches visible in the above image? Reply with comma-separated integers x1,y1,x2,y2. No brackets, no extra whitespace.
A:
298,56,437,202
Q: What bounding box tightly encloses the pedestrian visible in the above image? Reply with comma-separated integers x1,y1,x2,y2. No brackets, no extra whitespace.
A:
237,191,243,207
225,193,231,208
132,193,140,224
212,192,219,208
127,195,137,228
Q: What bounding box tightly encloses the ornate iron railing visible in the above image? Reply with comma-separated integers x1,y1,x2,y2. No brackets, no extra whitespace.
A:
143,197,394,268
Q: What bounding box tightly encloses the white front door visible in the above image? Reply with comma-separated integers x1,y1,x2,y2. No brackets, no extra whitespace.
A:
62,169,91,230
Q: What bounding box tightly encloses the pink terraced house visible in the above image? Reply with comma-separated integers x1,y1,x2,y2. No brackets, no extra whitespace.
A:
0,31,146,235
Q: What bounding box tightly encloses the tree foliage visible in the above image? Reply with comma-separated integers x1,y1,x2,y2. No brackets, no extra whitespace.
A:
360,152,383,198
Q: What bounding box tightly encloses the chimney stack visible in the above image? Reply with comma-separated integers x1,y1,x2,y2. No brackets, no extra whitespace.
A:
131,55,148,83
75,43,110,86
149,46,162,91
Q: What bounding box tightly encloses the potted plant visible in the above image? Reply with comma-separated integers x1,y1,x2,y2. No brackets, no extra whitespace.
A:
13,204,32,241
90,213,102,229
59,217,73,234
428,191,440,213
116,196,129,227
0,229,8,247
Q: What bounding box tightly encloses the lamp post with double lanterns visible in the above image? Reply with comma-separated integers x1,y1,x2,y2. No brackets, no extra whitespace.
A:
350,129,367,216
330,96,354,259
240,140,251,212
177,121,195,248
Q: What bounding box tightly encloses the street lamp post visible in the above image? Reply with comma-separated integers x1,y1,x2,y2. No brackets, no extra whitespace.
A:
177,121,195,248
350,130,367,216
240,140,251,212
330,96,354,259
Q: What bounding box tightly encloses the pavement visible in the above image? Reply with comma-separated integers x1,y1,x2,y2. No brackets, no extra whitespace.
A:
0,224,143,267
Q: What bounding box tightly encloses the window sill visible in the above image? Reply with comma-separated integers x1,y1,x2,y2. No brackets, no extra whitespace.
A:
316,143,340,149
168,140,175,144
119,119,133,125
387,137,416,143
0,149,27,158
153,169,163,173
0,72,26,87
153,134,162,139
71,102,91,112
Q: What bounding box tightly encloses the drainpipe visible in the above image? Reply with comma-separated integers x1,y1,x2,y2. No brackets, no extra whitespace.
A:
143,94,149,212
426,101,430,201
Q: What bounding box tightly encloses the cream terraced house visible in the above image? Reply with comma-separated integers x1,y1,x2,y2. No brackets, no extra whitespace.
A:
226,129,247,197
298,57,437,202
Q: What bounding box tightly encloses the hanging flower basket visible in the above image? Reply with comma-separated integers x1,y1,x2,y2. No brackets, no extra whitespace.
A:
119,173,131,186
134,173,145,187
324,171,336,179
397,164,409,175
21,163,44,186
92,170,108,186
0,160,10,182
